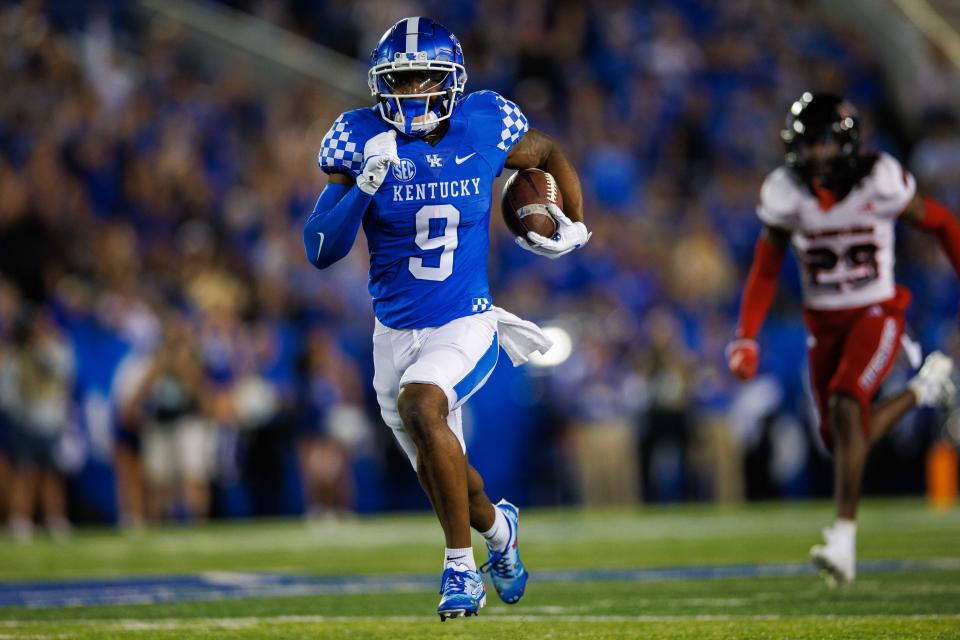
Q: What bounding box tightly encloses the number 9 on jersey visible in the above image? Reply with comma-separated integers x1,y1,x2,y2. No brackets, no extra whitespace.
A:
409,204,460,281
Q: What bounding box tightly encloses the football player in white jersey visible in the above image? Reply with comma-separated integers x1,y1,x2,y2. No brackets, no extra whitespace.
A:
726,93,960,585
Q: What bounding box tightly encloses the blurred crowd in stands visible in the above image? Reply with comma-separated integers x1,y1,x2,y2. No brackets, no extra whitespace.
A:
0,0,958,535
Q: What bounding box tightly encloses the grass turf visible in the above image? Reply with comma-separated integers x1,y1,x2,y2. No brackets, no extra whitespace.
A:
0,499,958,638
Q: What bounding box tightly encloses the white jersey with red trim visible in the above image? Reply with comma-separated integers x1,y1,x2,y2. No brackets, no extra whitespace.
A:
756,152,916,311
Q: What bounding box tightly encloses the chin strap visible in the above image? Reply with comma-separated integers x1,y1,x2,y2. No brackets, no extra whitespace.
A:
735,233,788,340
914,197,960,278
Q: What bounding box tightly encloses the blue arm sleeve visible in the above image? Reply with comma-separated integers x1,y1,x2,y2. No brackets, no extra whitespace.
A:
303,182,372,269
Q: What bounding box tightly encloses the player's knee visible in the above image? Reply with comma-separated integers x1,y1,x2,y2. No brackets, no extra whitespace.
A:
828,394,861,440
397,384,448,444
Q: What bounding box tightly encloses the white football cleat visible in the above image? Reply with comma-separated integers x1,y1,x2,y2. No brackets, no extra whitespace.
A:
908,352,957,409
810,524,856,586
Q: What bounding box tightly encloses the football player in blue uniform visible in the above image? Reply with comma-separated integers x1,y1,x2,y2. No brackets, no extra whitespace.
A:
303,17,590,620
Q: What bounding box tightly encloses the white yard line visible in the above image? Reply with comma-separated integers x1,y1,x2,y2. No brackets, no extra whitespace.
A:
5,613,960,629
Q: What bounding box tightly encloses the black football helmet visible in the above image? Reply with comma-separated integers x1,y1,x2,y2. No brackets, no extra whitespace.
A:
781,92,867,194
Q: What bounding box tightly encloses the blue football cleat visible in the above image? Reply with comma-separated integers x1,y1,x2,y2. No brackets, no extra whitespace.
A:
480,499,528,604
437,565,486,621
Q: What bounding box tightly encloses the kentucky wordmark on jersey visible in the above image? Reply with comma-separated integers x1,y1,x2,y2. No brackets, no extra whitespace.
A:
391,178,483,202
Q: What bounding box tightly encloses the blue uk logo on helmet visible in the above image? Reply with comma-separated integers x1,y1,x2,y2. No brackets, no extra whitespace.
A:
368,17,467,137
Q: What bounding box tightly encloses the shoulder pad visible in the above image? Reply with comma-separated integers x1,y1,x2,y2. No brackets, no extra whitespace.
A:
871,152,916,203
461,90,529,153
757,167,803,230
318,108,381,178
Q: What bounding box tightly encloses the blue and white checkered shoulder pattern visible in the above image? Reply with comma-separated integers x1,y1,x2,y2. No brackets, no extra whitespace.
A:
471,297,491,313
318,114,364,176
494,96,529,152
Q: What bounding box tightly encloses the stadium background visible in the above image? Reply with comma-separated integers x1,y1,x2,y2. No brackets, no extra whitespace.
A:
1,0,959,530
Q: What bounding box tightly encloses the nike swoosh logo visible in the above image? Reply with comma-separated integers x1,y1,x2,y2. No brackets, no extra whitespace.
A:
455,153,476,165
316,232,324,260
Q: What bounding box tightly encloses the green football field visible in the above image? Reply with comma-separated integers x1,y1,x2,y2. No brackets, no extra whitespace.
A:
0,499,958,639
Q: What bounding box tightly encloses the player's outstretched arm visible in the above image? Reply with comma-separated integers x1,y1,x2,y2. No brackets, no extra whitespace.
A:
505,129,590,258
727,225,789,380
901,195,960,278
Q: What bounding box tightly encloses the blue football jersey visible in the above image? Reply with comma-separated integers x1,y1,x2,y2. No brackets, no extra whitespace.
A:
318,91,529,329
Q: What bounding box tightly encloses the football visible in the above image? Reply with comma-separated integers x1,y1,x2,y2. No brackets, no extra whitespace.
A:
501,168,562,239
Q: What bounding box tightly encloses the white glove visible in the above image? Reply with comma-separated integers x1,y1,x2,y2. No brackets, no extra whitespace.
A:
515,204,591,259
356,130,400,195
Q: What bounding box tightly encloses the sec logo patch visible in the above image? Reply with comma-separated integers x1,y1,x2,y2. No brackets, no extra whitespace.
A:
393,158,417,182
